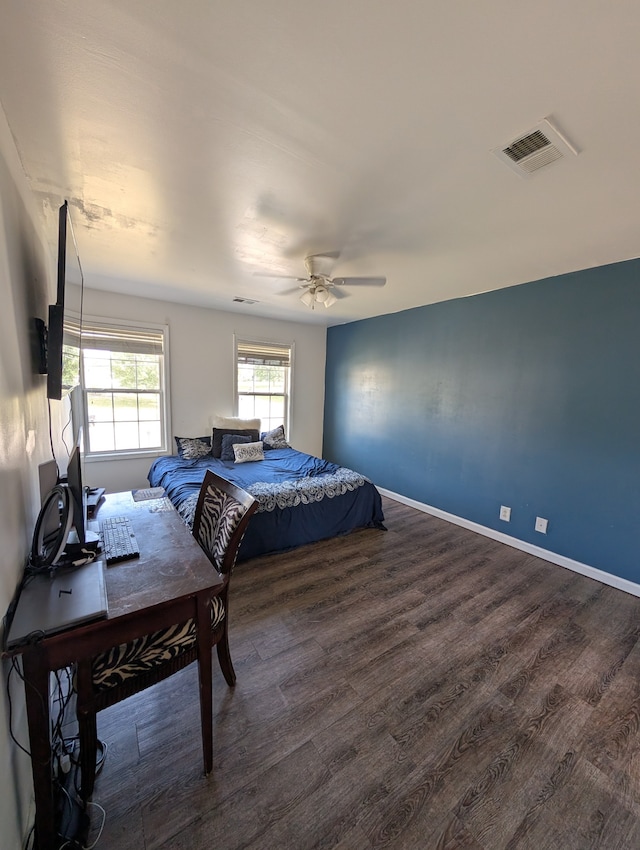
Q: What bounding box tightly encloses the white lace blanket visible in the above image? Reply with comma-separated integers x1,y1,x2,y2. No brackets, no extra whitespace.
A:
177,467,368,528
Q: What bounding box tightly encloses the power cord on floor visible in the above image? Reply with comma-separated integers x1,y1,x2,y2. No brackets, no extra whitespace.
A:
83,801,107,849
56,782,107,849
6,657,108,848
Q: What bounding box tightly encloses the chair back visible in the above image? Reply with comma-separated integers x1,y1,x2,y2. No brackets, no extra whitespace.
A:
192,471,257,573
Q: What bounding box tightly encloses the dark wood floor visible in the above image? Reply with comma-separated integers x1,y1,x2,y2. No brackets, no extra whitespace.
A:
87,497,640,849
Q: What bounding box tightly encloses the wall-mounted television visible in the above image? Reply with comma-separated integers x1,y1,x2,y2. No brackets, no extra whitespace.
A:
46,200,84,400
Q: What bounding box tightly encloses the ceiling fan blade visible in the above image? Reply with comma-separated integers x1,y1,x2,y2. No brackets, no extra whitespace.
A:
278,285,307,296
332,276,387,287
331,287,349,299
253,272,306,280
305,251,340,277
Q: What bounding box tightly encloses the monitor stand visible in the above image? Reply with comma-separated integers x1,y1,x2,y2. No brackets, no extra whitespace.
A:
64,529,101,566
86,487,106,518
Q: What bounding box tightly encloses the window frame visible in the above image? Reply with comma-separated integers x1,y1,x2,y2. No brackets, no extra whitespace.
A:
233,335,294,436
80,316,172,462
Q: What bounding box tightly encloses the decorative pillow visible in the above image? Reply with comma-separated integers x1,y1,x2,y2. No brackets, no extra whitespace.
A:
211,427,260,458
175,436,211,459
262,424,290,449
220,432,252,461
212,415,261,431
233,441,265,464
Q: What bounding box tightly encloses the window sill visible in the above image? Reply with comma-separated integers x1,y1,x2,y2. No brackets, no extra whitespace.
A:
85,449,170,463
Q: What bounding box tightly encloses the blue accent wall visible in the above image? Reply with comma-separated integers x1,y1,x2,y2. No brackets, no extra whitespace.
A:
323,259,640,584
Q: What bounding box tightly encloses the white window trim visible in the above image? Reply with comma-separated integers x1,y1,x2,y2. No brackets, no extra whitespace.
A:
81,315,172,462
233,334,294,436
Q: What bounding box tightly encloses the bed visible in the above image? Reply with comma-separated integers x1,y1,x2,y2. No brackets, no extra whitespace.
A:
147,446,385,561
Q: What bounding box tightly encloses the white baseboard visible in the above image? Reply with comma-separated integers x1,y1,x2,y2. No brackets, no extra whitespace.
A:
378,487,640,599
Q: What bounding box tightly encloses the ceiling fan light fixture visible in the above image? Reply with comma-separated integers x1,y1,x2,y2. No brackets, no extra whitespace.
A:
284,252,385,309
300,289,315,308
314,284,330,303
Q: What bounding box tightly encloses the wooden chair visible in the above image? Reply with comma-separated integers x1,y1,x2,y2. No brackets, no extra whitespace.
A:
75,471,257,799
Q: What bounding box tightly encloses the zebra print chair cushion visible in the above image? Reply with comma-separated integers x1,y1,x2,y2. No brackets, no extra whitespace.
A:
90,480,253,694
194,485,247,573
92,485,252,693
91,598,225,692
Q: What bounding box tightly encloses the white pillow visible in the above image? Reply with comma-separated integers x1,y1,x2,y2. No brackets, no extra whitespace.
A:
212,415,261,431
233,441,265,464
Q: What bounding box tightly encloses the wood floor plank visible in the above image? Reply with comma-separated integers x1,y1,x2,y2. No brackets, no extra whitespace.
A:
452,685,594,846
242,716,408,850
360,692,518,848
85,495,640,849
145,740,330,850
432,814,484,850
501,753,640,850
577,640,640,807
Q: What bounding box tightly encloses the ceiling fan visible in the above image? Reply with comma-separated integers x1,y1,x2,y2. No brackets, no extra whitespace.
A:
257,252,386,309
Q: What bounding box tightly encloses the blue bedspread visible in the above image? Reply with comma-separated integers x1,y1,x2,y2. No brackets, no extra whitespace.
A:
148,448,385,560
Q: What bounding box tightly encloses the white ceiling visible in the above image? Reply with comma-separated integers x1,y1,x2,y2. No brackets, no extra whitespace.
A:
1,1,639,327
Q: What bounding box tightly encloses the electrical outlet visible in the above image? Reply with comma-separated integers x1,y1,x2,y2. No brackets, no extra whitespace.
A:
535,516,548,534
499,505,511,522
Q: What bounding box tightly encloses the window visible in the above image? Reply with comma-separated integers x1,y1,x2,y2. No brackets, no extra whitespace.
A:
235,338,293,434
62,315,82,394
80,319,170,457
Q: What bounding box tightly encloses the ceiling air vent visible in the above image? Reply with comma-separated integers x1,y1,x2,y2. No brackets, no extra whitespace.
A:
493,118,578,177
233,296,258,305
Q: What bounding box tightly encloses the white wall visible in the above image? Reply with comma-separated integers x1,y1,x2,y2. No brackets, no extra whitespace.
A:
0,109,325,848
78,276,328,493
0,104,63,849
0,113,326,850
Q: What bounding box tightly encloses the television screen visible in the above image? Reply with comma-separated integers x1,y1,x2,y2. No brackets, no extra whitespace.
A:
47,201,84,400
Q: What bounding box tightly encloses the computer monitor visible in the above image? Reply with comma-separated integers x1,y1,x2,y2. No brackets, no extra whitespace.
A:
31,462,73,569
65,428,99,551
65,438,86,545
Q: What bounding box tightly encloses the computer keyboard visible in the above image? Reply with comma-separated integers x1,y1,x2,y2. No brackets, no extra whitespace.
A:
100,516,140,565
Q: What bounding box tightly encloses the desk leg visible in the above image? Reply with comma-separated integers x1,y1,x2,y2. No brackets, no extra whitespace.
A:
22,650,56,850
196,593,213,774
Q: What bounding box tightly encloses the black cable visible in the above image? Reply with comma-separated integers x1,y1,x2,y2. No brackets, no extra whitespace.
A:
6,656,73,762
7,648,104,845
1,565,30,648
28,485,73,572
51,670,66,741
47,397,60,480
61,407,73,457
6,658,32,757
24,824,35,850
51,667,76,779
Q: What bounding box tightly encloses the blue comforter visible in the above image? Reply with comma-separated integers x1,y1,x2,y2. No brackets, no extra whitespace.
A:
148,448,385,560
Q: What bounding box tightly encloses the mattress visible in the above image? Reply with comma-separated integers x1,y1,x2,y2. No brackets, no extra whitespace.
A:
148,447,385,560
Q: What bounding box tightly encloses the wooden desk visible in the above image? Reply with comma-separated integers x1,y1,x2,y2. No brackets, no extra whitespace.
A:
9,492,223,850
